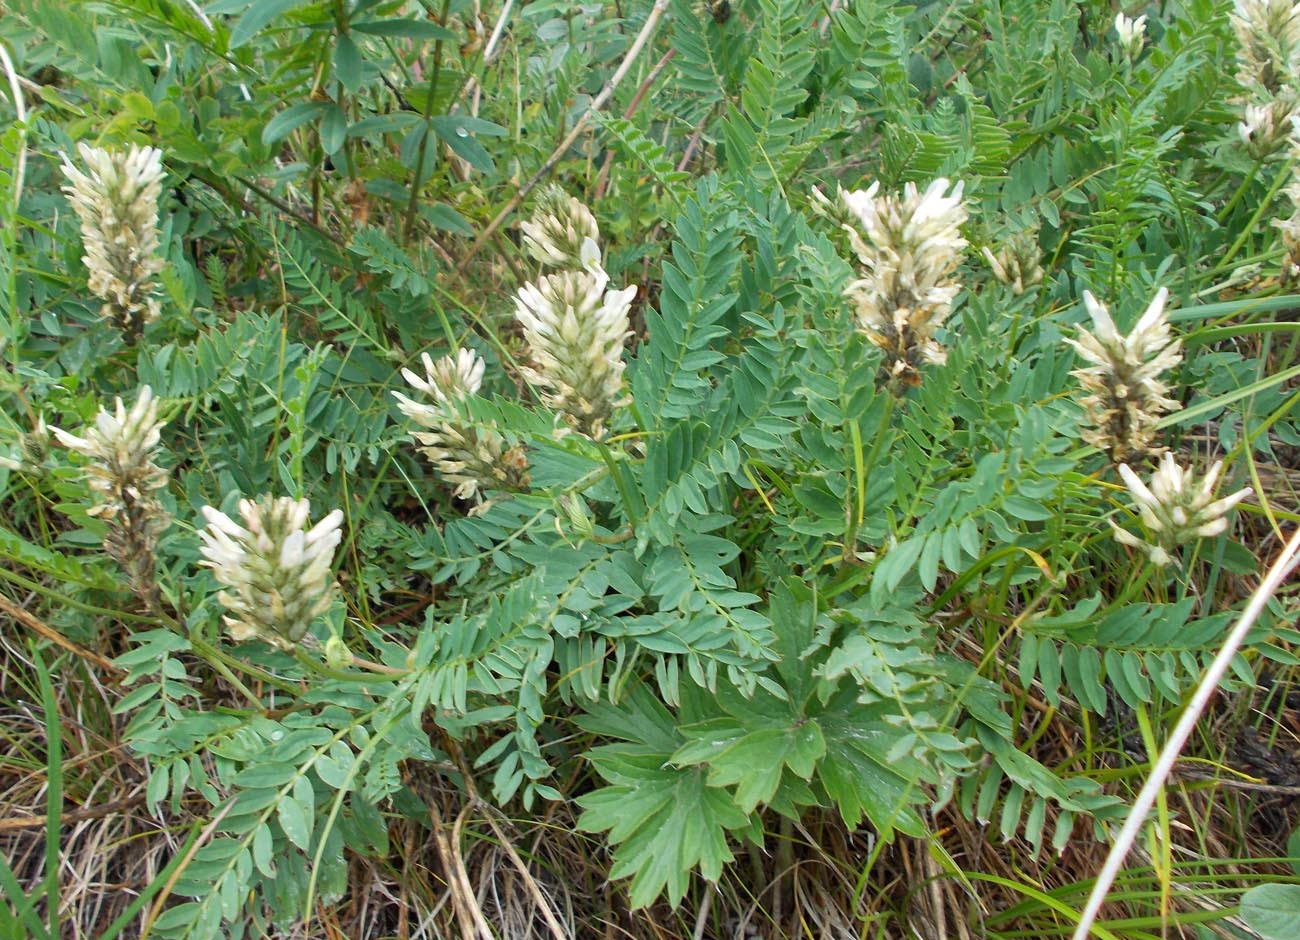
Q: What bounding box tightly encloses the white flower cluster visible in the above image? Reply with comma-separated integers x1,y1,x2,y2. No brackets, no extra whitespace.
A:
515,190,635,438
520,185,602,272
1114,12,1147,60
831,178,968,387
1234,0,1300,96
60,144,166,342
198,496,343,649
1067,288,1183,461
393,348,530,506
1232,1,1300,158
51,386,170,603
1112,454,1252,566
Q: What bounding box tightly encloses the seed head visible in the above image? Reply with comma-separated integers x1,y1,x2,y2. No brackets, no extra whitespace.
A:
60,144,165,343
1067,288,1183,461
198,496,344,649
514,269,636,439
1112,455,1252,566
393,348,530,505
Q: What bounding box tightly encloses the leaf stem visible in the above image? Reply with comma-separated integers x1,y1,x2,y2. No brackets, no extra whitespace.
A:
403,0,453,240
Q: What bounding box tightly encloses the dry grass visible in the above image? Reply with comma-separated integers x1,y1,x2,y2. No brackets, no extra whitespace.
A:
5,597,1300,940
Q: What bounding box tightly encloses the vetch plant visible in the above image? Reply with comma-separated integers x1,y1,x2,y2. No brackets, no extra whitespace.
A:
59,143,165,343
9,4,1300,938
514,269,637,439
520,184,603,272
197,496,344,649
1067,287,1183,461
51,386,170,606
1111,454,1254,567
828,178,968,387
393,348,531,507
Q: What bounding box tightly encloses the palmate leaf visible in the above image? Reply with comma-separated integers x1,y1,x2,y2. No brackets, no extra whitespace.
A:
675,582,933,835
671,712,825,815
575,688,751,907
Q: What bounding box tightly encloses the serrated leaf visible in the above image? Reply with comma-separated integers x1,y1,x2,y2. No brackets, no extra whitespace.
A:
578,752,747,908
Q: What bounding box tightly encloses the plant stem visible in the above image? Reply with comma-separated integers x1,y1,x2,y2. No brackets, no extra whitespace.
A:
403,0,453,240
460,0,674,269
597,441,642,529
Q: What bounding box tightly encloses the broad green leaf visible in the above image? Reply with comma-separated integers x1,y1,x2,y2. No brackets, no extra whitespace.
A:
231,0,307,48
1241,883,1300,940
262,101,329,147
278,795,312,851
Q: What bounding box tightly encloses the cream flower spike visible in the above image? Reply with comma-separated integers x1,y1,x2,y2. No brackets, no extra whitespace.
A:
393,348,530,505
1232,0,1300,95
521,185,603,272
198,496,344,649
981,229,1044,295
60,144,166,343
1239,98,1298,156
400,347,485,405
837,178,968,387
514,269,636,439
1067,287,1183,461
1111,454,1252,566
1114,12,1147,59
51,386,171,605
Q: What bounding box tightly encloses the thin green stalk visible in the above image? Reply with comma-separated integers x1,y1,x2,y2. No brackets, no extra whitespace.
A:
1219,157,1294,272
597,441,643,529
32,647,60,940
294,645,407,683
0,564,160,623
402,0,453,239
844,395,894,560
187,624,274,707
1217,157,1263,224
0,41,28,378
